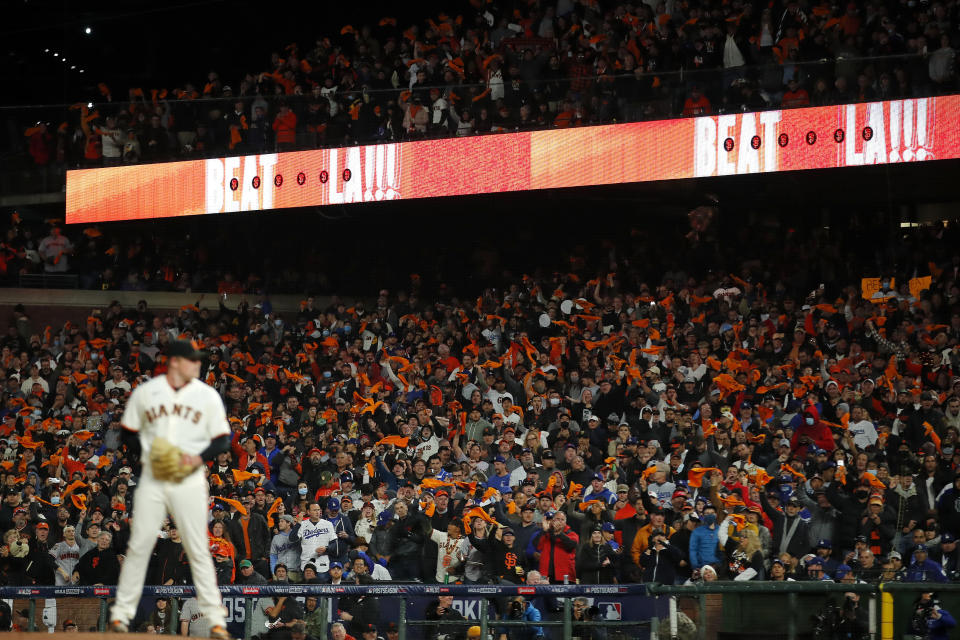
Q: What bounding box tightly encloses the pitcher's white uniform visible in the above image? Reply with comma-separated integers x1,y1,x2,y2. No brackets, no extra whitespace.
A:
296,517,337,571
111,376,229,629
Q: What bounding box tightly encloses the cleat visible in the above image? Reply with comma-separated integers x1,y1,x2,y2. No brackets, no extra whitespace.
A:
210,625,233,640
109,620,129,633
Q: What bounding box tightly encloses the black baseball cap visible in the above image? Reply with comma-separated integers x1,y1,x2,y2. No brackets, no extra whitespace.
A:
167,339,205,361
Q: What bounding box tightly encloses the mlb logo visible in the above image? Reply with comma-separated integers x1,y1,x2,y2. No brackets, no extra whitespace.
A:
596,602,622,620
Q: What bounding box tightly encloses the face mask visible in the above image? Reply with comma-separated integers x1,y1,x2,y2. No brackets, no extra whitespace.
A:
943,446,955,457
323,371,332,378
51,497,60,505
298,488,308,496
569,376,579,384
322,330,330,337
344,325,352,333
805,417,815,426
702,513,716,525
549,398,560,407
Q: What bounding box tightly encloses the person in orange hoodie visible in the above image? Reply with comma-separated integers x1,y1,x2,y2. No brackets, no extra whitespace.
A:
272,104,297,151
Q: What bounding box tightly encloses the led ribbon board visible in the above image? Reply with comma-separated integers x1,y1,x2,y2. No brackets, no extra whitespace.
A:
66,95,959,223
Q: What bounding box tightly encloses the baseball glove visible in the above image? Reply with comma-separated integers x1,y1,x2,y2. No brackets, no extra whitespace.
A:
150,437,198,482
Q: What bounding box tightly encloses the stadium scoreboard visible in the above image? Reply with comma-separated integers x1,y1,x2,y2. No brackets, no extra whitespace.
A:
66,95,960,223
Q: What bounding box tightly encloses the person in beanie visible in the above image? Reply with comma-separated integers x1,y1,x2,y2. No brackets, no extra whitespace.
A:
688,505,721,570
576,525,616,584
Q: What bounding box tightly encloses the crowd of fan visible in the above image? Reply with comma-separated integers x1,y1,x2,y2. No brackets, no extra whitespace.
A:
0,218,958,632
19,0,960,168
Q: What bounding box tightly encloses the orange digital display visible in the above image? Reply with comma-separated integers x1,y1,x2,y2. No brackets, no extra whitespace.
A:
66,96,959,224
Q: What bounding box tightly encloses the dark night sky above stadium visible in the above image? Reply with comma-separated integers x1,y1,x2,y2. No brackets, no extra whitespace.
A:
5,0,442,106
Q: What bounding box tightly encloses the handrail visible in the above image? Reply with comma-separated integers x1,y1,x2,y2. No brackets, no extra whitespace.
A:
0,583,648,597
647,582,879,594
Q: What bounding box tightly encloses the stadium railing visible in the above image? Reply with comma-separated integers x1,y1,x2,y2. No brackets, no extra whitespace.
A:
3,582,958,639
1,52,949,197
0,583,654,639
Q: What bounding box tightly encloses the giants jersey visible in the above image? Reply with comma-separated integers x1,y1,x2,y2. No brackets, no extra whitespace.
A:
297,518,336,571
122,376,230,460
429,529,469,582
50,540,80,585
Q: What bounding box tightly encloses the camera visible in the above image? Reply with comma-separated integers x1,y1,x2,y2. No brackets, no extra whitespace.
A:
509,600,525,618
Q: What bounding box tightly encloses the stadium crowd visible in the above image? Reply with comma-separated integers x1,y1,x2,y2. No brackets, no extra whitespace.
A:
18,0,960,168
0,212,958,631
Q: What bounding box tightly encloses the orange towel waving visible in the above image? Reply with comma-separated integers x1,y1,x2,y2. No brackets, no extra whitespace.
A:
377,435,409,448
265,497,283,528
686,467,721,488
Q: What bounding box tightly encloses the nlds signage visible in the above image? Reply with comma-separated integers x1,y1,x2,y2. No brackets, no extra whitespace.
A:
203,144,402,214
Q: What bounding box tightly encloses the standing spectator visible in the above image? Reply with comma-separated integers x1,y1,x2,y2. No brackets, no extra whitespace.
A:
272,104,298,152
530,510,579,583
270,515,301,581
905,545,948,583
689,505,722,571
576,525,616,584
74,532,120,585
51,525,81,585
640,530,682,584
37,226,73,274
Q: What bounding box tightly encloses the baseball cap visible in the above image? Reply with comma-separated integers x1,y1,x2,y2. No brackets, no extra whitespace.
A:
502,528,515,536
593,473,603,481
280,514,295,524
362,623,377,634
330,561,344,569
494,455,507,464
35,522,49,530
914,544,928,553
327,497,340,512
602,522,615,533
805,556,824,567
167,339,205,360
617,484,629,492
817,539,832,549
834,564,853,579
239,559,253,569
778,438,791,448
888,551,902,560
541,450,555,459
868,494,884,506
942,532,957,543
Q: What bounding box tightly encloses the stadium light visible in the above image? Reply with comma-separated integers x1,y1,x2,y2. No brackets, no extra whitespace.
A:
84,26,92,35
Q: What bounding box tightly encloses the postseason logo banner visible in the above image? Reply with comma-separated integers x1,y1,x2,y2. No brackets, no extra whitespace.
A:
66,95,960,224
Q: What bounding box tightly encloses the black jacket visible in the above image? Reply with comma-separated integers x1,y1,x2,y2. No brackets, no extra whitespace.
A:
576,542,617,584
76,547,120,585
